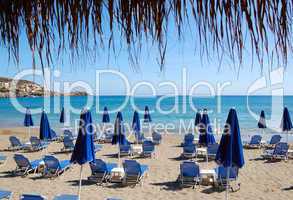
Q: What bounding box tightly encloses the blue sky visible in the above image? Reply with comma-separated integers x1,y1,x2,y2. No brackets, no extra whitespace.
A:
0,24,293,96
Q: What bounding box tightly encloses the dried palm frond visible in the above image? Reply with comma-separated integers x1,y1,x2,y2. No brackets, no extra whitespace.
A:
0,0,291,70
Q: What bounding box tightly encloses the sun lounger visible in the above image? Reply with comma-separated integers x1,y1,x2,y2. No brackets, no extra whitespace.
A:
63,130,76,140
123,160,148,186
181,133,194,146
182,144,196,159
13,154,43,176
43,155,71,177
179,161,201,188
265,135,282,149
29,137,48,151
8,136,28,151
243,135,262,149
53,194,78,200
0,188,12,199
152,131,162,145
207,143,219,159
215,166,239,191
61,136,75,152
142,140,155,157
20,194,47,200
262,142,289,161
88,159,117,184
120,143,132,157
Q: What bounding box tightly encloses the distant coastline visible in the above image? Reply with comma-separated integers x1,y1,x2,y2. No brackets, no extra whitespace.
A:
0,77,87,98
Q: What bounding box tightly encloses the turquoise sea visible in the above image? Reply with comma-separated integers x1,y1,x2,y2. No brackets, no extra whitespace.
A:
0,95,293,141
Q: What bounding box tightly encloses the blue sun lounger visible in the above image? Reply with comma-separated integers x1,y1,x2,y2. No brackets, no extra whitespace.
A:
120,143,132,157
88,159,117,184
266,135,282,149
13,154,43,176
182,143,196,159
20,194,47,200
53,194,78,200
63,130,76,140
61,136,75,152
43,155,71,177
262,142,289,161
179,161,201,188
8,136,28,151
142,140,155,157
215,166,239,190
0,188,12,199
123,160,149,186
29,137,48,152
152,131,162,145
207,143,219,159
181,133,194,146
244,135,262,149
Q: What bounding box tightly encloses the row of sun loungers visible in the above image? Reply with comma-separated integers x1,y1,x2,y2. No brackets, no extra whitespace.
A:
88,159,149,186
179,161,239,189
13,154,71,178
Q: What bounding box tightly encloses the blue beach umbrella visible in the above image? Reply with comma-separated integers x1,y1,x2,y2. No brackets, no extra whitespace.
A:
144,106,152,122
132,110,142,142
70,109,95,199
24,108,34,138
112,112,126,165
112,112,126,145
59,107,65,123
198,110,215,146
215,108,245,200
39,111,53,140
281,107,292,142
194,110,202,134
257,110,266,129
102,107,110,123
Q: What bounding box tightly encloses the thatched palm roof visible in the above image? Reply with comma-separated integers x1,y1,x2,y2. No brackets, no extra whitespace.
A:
0,0,291,70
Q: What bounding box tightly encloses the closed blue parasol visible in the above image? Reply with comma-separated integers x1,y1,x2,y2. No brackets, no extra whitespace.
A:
60,107,65,123
194,111,201,126
198,110,215,146
24,108,34,138
144,106,152,122
39,111,54,140
102,106,110,123
24,108,34,127
215,108,245,200
281,107,292,142
112,112,126,145
132,110,142,142
70,109,95,199
257,110,266,129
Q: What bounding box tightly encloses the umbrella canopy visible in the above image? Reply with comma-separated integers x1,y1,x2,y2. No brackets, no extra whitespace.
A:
102,106,110,123
257,110,266,129
194,111,202,126
59,107,65,123
215,108,245,168
39,111,54,140
70,109,95,165
144,106,152,122
198,110,215,145
132,110,142,140
24,108,33,127
281,107,292,131
112,112,126,145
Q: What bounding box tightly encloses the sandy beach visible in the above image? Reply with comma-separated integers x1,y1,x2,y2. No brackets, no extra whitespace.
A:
0,127,293,200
